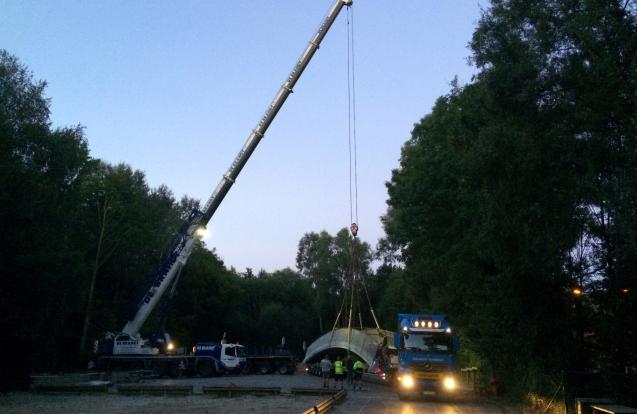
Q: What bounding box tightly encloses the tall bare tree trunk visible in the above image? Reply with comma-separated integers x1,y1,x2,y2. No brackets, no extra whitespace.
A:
79,200,108,356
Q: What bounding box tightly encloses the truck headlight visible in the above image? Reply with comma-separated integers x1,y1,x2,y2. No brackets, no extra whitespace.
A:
401,374,415,389
443,375,456,391
167,342,175,351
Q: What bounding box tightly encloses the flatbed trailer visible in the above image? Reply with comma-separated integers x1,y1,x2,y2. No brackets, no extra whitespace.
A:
244,354,297,375
98,353,229,378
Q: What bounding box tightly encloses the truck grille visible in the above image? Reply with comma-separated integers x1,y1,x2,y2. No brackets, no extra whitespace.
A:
409,361,447,373
414,371,442,380
409,361,447,381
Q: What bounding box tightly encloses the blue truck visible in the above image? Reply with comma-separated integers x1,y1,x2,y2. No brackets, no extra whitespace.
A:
394,314,460,399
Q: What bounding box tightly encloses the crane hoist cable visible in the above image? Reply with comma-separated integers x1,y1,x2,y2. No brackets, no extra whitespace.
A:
327,3,375,353
347,5,359,230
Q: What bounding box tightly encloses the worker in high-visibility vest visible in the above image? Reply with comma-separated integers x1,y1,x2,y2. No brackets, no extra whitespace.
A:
353,359,365,390
334,356,345,389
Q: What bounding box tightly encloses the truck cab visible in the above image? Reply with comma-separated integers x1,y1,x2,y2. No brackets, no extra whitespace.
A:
394,314,460,399
193,342,246,375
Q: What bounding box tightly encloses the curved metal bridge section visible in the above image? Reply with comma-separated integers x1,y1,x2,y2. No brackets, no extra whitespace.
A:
303,328,393,366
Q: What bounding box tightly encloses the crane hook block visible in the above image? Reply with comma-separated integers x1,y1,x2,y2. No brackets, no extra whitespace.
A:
350,222,359,237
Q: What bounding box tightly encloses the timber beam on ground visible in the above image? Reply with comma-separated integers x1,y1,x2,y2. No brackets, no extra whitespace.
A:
202,385,281,397
291,387,343,395
117,384,193,396
33,383,110,393
591,405,637,414
300,389,347,414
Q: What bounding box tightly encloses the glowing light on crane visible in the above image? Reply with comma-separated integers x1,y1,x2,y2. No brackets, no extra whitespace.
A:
195,227,209,240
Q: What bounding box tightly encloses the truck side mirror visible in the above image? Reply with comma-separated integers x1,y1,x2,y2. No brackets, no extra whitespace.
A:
453,336,461,353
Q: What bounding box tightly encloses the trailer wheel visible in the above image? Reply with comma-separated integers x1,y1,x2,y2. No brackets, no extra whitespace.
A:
256,361,271,374
277,364,288,375
197,359,214,377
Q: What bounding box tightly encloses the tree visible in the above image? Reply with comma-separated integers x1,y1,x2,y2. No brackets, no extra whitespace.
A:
0,50,93,389
296,229,373,333
383,0,637,397
470,0,637,394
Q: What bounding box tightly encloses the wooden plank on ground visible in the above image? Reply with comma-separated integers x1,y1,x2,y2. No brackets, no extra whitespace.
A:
290,387,340,395
202,386,281,397
592,405,637,414
34,383,110,393
117,384,192,396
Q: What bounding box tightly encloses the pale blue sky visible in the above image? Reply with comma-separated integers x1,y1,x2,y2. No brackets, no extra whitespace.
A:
1,0,484,272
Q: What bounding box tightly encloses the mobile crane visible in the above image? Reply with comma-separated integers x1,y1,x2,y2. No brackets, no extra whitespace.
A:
95,0,353,377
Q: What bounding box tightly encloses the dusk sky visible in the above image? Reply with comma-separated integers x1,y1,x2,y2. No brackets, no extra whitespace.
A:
2,0,484,272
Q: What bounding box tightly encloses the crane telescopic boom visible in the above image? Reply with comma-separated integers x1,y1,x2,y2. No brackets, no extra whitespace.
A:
121,0,353,337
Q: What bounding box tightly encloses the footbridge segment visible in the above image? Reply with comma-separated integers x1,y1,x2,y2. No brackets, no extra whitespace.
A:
303,328,393,366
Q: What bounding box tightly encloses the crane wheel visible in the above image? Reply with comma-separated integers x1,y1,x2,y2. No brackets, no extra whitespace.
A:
151,362,167,378
197,359,214,377
168,362,180,378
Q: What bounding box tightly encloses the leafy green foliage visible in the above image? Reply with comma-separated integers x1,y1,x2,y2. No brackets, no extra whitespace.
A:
296,229,374,333
1,50,93,388
383,0,637,398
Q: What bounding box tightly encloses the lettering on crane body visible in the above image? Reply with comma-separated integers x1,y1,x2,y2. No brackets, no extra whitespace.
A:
142,269,169,304
139,238,191,305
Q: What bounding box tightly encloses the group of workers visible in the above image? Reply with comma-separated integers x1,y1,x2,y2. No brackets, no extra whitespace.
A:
319,355,366,390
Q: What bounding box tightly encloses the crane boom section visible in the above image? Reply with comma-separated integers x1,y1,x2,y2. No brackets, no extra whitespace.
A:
122,0,352,336
200,0,353,223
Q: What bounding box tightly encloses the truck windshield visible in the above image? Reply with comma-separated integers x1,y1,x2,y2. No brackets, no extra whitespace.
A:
403,333,451,353
224,346,246,357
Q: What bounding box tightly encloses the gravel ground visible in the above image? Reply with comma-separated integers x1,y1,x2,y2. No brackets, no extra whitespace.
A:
0,373,329,414
149,371,326,392
5,372,524,413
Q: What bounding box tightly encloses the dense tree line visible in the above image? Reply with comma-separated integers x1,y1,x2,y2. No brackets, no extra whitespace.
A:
383,0,636,399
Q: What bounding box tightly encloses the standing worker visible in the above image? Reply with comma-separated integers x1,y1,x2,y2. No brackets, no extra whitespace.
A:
346,356,354,386
353,359,365,390
334,356,344,389
320,356,333,389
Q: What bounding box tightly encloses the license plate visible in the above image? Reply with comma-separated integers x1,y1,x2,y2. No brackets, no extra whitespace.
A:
421,391,436,396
